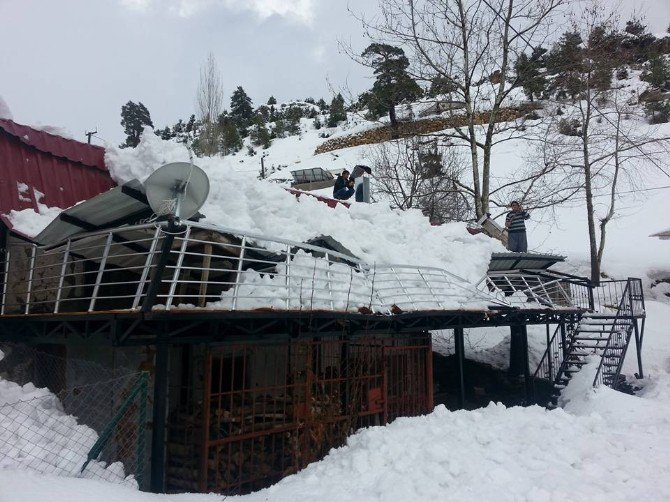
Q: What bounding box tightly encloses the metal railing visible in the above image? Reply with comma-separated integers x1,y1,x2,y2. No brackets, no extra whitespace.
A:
532,278,645,400
478,270,592,310
0,221,505,316
533,323,570,385
592,279,640,388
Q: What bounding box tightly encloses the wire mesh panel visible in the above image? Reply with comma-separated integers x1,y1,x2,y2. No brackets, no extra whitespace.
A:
0,343,149,488
171,334,432,495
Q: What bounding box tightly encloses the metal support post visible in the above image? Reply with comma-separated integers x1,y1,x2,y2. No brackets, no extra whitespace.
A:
521,325,532,403
150,335,170,493
559,322,567,359
24,245,36,314
142,223,178,313
633,319,644,379
545,324,553,381
426,331,434,410
454,327,466,409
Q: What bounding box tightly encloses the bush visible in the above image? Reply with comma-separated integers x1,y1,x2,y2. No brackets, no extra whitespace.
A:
558,118,582,136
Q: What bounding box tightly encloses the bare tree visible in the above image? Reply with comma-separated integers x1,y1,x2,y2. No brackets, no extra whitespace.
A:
354,0,567,218
196,53,224,156
366,137,472,223
540,7,670,283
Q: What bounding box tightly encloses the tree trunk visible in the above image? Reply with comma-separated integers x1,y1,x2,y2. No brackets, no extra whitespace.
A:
581,96,600,286
389,104,399,139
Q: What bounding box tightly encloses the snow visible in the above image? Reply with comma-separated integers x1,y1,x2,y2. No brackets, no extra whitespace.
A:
105,130,502,284
0,352,134,487
0,95,13,120
4,340,670,502
5,189,64,238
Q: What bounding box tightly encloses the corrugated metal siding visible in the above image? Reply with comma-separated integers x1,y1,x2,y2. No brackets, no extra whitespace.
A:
0,122,114,217
0,119,106,170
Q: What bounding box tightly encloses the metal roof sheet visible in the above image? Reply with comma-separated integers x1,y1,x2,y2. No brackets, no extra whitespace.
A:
488,252,565,271
0,119,106,170
35,180,150,245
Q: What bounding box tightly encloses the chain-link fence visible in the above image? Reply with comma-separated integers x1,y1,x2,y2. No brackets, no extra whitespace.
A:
0,343,149,488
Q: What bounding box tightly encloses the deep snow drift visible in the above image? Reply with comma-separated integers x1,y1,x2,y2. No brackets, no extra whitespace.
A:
0,351,134,487
103,130,502,284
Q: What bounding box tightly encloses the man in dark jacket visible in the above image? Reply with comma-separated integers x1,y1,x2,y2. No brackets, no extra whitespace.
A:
334,179,355,200
505,201,530,252
332,169,350,197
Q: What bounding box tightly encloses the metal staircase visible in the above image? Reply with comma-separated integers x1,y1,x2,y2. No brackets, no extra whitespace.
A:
533,278,645,406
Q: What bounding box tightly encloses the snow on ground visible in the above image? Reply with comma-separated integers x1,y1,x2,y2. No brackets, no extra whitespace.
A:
0,353,134,487
3,304,670,502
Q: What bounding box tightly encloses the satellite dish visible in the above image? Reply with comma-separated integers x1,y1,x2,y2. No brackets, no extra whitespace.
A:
144,162,210,221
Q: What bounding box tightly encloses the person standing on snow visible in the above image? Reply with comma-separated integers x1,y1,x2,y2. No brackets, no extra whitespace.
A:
333,169,350,197
505,201,530,252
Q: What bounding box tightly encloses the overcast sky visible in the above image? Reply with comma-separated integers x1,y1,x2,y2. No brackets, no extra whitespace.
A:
1,0,669,146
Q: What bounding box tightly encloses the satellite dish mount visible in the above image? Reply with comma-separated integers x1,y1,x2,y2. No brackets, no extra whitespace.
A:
144,161,210,223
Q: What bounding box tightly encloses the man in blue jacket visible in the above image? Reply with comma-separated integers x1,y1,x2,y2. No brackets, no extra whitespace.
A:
505,201,530,252
334,179,355,200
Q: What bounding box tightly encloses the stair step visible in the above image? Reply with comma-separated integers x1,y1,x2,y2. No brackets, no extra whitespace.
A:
573,336,609,340
577,328,612,333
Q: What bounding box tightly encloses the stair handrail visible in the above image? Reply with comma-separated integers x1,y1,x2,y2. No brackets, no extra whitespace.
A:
592,279,634,388
533,324,564,383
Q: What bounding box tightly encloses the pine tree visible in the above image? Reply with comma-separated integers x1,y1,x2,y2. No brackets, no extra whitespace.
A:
218,113,243,155
316,98,328,111
267,96,277,105
185,114,196,133
427,76,457,98
327,94,346,127
120,101,153,148
249,115,272,148
361,43,422,133
546,31,585,100
641,55,670,89
230,86,254,135
514,47,548,101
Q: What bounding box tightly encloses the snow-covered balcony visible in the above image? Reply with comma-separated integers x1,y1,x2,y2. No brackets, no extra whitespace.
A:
1,221,511,316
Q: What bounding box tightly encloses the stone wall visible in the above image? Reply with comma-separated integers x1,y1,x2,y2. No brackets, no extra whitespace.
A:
314,105,539,155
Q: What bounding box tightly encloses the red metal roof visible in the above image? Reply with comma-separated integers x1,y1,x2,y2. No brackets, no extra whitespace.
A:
0,119,106,171
0,119,115,218
285,188,351,209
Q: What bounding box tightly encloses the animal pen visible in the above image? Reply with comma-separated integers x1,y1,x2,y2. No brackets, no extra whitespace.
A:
0,198,645,494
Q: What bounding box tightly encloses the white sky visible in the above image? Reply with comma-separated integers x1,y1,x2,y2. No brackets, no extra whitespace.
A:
1,0,668,145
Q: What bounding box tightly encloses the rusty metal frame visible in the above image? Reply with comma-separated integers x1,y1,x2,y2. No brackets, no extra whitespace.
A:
188,334,431,495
